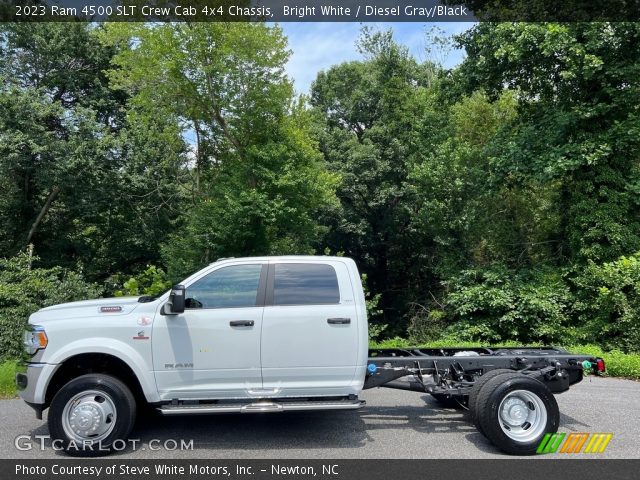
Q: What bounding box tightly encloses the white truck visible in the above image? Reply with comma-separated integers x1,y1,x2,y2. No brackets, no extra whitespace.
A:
16,256,604,456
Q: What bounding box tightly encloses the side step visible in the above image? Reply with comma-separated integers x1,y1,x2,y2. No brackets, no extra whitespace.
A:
158,399,365,416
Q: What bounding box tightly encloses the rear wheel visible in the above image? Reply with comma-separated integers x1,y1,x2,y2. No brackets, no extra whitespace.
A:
48,374,136,456
468,368,514,433
475,373,559,455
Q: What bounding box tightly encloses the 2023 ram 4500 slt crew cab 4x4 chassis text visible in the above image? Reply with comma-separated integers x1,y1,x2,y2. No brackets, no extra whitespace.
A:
16,256,604,456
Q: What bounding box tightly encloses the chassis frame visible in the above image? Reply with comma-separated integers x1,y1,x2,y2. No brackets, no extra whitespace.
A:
364,346,602,398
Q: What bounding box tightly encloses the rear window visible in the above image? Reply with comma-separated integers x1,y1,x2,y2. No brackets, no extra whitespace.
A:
273,263,340,306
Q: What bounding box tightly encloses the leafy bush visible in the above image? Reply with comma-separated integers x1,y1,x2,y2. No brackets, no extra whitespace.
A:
416,254,640,353
443,265,576,344
368,323,388,342
114,265,171,297
0,253,101,361
362,273,387,341
407,305,446,344
572,253,640,352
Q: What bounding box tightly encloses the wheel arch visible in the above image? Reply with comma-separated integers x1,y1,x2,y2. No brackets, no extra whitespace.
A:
42,345,159,407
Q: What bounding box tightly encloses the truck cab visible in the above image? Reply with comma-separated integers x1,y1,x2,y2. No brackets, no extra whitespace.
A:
17,256,368,454
152,256,368,400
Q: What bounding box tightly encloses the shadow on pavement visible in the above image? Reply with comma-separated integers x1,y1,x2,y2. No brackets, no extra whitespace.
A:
21,395,588,457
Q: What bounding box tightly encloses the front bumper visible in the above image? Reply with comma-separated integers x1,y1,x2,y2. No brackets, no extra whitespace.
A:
15,362,57,419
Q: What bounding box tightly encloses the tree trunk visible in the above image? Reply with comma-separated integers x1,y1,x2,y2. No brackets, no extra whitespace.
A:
26,186,60,246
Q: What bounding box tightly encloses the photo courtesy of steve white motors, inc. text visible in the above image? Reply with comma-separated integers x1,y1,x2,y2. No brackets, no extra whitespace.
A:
14,463,338,477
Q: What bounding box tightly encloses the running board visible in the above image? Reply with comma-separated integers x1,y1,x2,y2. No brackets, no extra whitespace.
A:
158,399,365,415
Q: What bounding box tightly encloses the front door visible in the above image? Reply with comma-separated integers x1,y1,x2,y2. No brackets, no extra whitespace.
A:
152,262,266,400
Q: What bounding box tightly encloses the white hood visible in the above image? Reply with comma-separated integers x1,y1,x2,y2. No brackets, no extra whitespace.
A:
30,296,142,322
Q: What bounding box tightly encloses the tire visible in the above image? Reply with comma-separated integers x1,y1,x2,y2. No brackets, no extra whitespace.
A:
48,374,137,456
475,372,560,455
430,393,468,409
468,369,514,434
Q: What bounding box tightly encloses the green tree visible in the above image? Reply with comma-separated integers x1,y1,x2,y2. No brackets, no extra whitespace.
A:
422,23,640,346
0,23,187,280
102,23,338,279
311,28,435,330
456,23,640,264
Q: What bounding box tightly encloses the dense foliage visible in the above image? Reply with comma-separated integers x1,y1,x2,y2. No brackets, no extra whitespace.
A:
0,23,187,280
101,23,339,280
1,22,639,358
0,254,101,360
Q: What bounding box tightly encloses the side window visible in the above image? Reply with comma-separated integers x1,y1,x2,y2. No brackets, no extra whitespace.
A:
185,264,262,309
273,263,340,306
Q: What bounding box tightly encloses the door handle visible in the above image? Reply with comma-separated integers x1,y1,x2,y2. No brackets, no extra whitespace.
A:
229,320,255,327
327,318,351,325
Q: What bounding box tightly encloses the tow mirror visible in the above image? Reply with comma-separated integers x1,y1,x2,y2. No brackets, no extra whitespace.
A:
163,284,185,315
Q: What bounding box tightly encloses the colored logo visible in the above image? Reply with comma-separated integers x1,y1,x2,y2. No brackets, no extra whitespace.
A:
132,330,150,340
537,432,613,454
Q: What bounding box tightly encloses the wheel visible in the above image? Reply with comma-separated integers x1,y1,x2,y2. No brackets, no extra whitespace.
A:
468,368,515,435
48,374,137,456
475,372,560,455
430,393,468,409
468,369,515,420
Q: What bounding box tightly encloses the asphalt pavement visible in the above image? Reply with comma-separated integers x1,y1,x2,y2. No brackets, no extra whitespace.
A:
1,377,638,459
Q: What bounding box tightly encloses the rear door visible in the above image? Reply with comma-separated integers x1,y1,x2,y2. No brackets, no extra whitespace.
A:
260,260,359,396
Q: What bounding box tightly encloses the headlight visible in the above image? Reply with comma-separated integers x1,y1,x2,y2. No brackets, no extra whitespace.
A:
24,326,48,355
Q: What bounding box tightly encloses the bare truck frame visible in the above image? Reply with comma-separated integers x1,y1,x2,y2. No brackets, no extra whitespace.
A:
363,346,605,454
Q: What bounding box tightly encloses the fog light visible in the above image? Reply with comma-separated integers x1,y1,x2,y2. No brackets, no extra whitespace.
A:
15,373,28,390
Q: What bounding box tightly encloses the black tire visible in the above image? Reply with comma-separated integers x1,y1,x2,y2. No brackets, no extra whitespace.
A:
48,374,137,456
468,368,514,433
430,393,468,409
475,372,560,455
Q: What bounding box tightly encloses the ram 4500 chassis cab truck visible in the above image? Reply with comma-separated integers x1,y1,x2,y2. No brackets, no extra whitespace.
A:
17,256,604,456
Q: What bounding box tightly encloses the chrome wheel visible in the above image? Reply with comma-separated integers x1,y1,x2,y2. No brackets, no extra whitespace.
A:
61,390,117,443
498,389,547,443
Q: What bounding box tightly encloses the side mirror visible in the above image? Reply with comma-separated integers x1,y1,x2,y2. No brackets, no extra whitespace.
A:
163,284,185,315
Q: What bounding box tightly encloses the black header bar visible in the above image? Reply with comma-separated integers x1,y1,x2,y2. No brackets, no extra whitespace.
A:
2,1,640,22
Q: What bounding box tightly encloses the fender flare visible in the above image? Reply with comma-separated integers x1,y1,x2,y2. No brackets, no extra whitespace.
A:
39,338,159,403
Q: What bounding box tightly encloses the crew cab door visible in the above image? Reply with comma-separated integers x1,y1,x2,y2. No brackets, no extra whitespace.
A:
152,262,266,400
260,260,360,396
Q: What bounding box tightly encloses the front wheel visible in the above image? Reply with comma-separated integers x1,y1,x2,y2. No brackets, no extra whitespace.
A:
475,373,559,455
48,374,137,456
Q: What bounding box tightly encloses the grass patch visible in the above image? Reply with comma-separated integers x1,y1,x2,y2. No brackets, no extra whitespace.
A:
370,338,640,380
0,361,17,398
